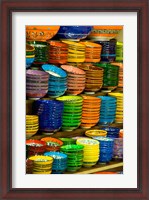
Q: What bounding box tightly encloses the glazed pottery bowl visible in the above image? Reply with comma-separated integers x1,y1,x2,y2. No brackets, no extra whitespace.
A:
26,26,60,41
57,26,93,41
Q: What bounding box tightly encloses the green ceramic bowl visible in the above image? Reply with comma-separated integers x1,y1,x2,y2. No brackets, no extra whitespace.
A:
60,144,84,152
59,138,76,145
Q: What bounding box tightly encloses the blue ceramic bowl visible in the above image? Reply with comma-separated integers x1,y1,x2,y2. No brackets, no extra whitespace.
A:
42,64,67,78
26,57,35,68
97,96,117,102
57,26,93,40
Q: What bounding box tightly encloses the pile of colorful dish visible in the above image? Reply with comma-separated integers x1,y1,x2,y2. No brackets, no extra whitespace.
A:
97,96,117,125
113,138,123,160
26,69,49,100
77,138,100,167
33,99,64,135
28,155,53,174
44,152,67,174
57,96,83,131
93,137,114,163
26,44,35,68
81,95,101,128
42,64,67,98
61,65,86,95
78,63,104,93
60,144,84,172
26,115,39,138
48,41,68,64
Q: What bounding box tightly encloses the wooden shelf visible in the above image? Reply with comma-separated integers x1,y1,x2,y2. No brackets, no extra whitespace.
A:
31,123,123,140
64,161,123,174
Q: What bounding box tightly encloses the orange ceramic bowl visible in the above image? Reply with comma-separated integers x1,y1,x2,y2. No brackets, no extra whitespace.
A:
26,26,60,41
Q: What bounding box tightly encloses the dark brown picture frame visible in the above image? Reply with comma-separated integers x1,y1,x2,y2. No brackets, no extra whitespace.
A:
0,0,149,199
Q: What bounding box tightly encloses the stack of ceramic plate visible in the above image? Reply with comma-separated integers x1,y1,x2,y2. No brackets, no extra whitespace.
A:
97,96,117,125
111,62,123,88
113,138,123,160
26,115,39,138
44,152,67,174
101,127,120,138
62,41,85,62
80,41,102,63
56,95,83,131
26,159,34,174
61,65,86,95
59,138,76,145
93,137,114,163
27,41,49,64
41,137,63,152
95,62,119,90
26,139,47,157
80,95,101,128
29,155,53,174
95,39,116,62
60,144,84,172
108,92,123,123
119,129,123,138
33,99,64,135
85,129,107,138
116,42,123,62
76,138,100,167
57,26,93,41
88,26,123,41
26,69,49,100
48,41,68,64
78,63,104,93
42,64,67,98
26,44,35,68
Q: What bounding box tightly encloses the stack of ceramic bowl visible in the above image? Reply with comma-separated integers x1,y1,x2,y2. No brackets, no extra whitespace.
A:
41,137,63,152
26,44,35,68
61,65,86,95
76,138,100,167
97,96,117,125
42,64,67,98
111,62,123,88
95,39,117,62
26,159,34,174
95,62,119,91
26,139,47,157
108,92,123,123
44,152,67,174
27,41,49,64
56,26,93,41
101,127,120,138
113,138,123,160
116,42,123,62
80,95,101,128
56,95,83,131
119,129,123,138
93,137,114,163
26,26,60,41
26,115,39,138
85,129,107,138
59,138,76,145
33,99,64,135
62,41,85,63
60,144,84,172
78,63,104,93
26,69,49,100
48,41,68,64
88,26,123,41
80,41,102,63
29,155,53,174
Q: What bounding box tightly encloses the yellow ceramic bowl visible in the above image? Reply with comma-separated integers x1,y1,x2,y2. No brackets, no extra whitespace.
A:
33,170,52,174
29,155,53,165
85,130,107,137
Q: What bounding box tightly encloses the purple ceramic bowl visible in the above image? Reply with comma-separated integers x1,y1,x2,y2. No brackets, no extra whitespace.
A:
26,69,49,78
